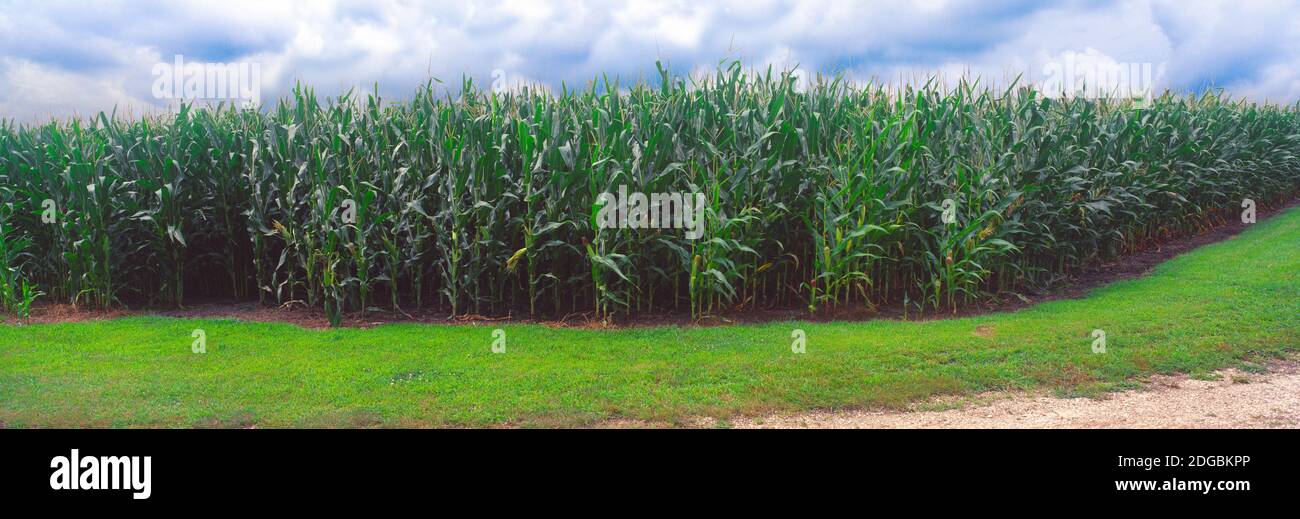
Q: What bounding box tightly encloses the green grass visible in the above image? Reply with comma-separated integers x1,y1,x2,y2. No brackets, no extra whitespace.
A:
1,207,1297,428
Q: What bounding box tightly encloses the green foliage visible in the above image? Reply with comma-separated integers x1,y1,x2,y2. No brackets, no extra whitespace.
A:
1,63,1298,323
0,205,42,317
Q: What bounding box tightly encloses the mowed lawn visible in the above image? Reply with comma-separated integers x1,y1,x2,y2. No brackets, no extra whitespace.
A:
2,209,1297,428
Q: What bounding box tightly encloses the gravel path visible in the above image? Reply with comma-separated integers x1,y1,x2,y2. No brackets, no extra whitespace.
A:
725,360,1300,429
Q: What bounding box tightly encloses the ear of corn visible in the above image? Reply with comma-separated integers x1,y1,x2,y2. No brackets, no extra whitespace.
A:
1,63,1298,323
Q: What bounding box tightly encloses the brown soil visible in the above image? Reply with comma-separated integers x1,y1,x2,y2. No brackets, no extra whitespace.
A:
8,197,1297,329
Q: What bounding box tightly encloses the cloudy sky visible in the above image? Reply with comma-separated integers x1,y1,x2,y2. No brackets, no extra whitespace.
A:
1,0,1298,122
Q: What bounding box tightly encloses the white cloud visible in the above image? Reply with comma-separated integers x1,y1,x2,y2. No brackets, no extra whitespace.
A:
2,0,1299,122
0,58,158,122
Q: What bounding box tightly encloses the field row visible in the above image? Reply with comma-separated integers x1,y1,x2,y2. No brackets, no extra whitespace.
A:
2,64,1299,324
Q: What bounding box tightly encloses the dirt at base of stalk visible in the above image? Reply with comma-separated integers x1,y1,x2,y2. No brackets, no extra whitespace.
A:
8,197,1297,330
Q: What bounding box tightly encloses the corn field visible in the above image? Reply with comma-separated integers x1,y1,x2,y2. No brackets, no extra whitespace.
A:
2,63,1299,324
